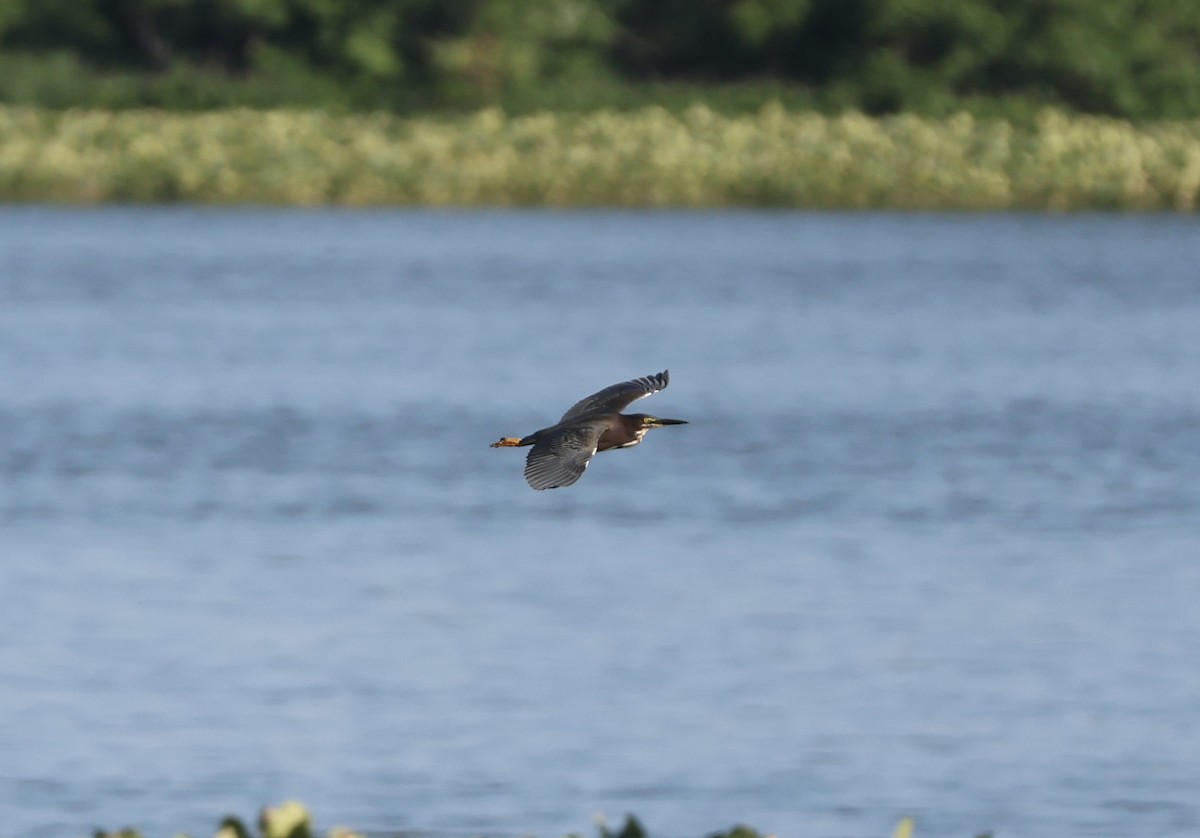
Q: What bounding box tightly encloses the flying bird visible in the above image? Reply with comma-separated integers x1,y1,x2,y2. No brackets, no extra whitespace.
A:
490,370,688,490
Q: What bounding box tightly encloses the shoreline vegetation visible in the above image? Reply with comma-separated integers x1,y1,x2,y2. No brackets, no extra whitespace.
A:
95,802,775,838
94,801,936,838
2,104,1199,210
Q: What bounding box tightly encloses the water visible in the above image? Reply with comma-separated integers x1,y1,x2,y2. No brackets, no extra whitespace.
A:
2,208,1199,838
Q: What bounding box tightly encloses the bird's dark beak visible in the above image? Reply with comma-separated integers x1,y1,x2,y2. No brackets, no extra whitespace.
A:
653,418,688,426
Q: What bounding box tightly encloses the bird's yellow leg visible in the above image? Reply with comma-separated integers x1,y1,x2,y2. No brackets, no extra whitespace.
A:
490,437,525,448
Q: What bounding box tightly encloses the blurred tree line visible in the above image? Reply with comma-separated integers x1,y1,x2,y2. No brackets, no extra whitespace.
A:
2,0,1199,117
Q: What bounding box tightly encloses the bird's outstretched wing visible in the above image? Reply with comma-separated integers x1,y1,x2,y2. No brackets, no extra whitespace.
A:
524,422,605,490
559,370,669,423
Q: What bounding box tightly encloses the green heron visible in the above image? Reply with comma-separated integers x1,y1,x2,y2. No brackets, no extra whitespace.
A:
491,369,688,490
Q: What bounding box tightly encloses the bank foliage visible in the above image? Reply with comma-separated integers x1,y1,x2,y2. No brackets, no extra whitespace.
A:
2,0,1200,117
4,104,1199,208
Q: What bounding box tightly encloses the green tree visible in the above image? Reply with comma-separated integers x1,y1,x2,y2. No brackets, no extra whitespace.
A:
2,0,1200,116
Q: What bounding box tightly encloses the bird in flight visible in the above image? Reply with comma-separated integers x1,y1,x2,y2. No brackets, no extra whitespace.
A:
491,370,688,490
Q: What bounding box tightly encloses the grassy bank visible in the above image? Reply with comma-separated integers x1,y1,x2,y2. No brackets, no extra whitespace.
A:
95,801,941,838
3,105,1200,209
96,801,776,838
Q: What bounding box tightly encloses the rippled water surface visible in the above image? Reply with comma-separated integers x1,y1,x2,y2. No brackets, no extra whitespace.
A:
2,209,1199,838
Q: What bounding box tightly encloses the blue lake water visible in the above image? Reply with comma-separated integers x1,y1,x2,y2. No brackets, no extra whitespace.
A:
1,208,1199,838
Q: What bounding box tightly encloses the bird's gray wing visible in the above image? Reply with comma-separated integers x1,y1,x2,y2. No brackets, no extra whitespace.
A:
559,370,669,423
524,422,605,490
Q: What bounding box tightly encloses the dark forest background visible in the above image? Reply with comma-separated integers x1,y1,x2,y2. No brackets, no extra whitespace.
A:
2,0,1199,118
